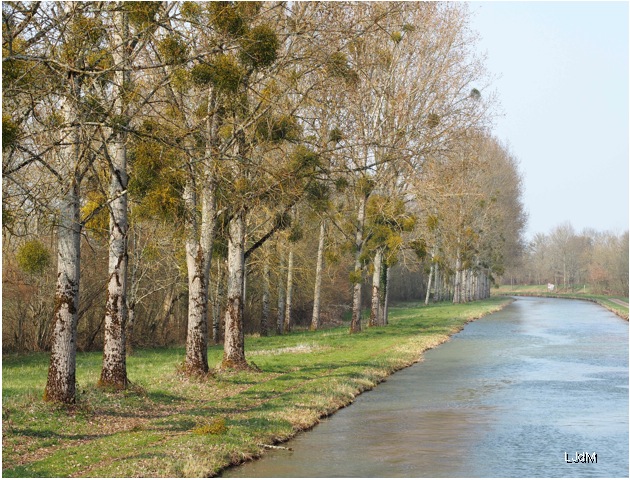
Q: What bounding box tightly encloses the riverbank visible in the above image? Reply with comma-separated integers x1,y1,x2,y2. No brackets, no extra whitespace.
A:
493,285,629,320
2,297,512,478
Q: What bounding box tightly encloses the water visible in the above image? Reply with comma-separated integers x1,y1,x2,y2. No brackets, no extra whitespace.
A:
224,297,629,477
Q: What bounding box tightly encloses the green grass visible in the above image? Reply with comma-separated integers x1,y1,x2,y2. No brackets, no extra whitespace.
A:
3,298,511,477
493,284,629,320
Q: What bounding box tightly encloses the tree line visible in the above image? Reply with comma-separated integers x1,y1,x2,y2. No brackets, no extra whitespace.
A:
2,1,526,404
505,223,628,295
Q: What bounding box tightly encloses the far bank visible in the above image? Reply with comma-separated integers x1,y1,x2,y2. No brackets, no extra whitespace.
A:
493,285,628,320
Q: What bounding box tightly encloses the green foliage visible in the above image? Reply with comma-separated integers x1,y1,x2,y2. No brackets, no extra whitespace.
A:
409,238,428,260
180,2,202,22
218,124,234,140
290,146,320,173
348,269,363,284
365,195,416,258
82,190,109,234
275,211,292,231
327,52,349,77
239,25,279,69
2,114,20,150
128,124,185,221
356,177,375,197
45,112,64,129
170,68,192,93
328,127,343,143
324,249,340,265
61,14,106,64
2,206,15,232
85,48,113,72
256,114,301,143
326,52,359,85
427,112,440,129
16,240,51,276
190,63,214,86
236,2,262,19
334,177,349,193
426,214,439,231
192,417,227,435
192,55,244,93
123,2,160,30
305,181,330,212
82,94,107,122
390,31,403,43
288,223,303,243
157,34,188,65
402,23,416,33
208,2,246,37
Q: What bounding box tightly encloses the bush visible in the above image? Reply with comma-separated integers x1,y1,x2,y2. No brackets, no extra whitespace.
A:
16,240,51,276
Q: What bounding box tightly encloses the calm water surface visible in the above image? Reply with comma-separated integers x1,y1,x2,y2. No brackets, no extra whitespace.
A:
224,297,629,477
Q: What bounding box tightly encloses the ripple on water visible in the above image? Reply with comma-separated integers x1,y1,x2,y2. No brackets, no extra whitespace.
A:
224,297,628,478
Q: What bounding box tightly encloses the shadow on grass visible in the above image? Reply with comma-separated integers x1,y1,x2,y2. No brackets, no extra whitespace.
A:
9,427,103,442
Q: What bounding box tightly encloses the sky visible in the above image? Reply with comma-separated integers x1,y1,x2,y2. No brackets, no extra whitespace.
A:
468,1,629,240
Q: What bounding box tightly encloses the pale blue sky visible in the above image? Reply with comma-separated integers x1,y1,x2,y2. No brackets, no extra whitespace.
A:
469,1,629,239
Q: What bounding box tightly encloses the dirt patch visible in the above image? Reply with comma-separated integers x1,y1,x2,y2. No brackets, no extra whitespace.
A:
609,298,629,308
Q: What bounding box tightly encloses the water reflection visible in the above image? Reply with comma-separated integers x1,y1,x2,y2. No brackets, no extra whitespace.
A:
224,297,628,478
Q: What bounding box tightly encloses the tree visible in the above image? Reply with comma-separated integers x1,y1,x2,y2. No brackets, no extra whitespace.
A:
2,2,115,402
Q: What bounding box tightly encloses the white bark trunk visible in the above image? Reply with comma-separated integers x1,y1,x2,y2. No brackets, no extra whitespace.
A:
310,220,326,331
350,194,367,334
261,253,270,336
101,7,129,387
45,184,81,403
284,248,294,333
434,262,441,302
453,248,462,304
222,210,248,369
425,262,434,306
45,54,82,402
276,243,286,335
183,174,209,374
183,86,217,374
212,261,222,344
369,248,382,327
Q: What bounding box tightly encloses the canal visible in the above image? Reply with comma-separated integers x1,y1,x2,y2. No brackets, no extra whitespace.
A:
224,297,628,477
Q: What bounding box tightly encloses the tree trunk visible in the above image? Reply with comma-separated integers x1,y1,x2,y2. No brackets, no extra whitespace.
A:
261,253,270,336
425,261,434,306
350,194,367,334
44,184,81,403
212,261,222,344
453,248,462,304
100,109,129,383
434,262,441,302
276,242,286,335
284,247,294,334
369,248,382,327
222,210,249,370
126,300,135,356
183,86,218,374
100,3,131,390
381,264,390,325
183,171,209,375
44,60,82,403
310,220,326,331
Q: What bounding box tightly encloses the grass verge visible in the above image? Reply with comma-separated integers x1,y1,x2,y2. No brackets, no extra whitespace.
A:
493,285,629,320
3,297,511,478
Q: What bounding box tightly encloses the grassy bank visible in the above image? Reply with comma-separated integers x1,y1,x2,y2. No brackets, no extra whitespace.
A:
493,285,629,320
3,297,511,478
